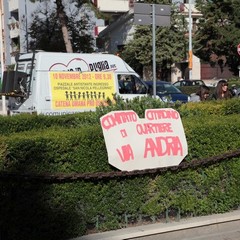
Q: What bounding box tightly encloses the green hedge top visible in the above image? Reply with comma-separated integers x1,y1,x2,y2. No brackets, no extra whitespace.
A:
1,97,240,135
1,99,240,175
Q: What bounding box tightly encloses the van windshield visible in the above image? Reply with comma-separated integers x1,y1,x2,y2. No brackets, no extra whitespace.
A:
118,74,147,94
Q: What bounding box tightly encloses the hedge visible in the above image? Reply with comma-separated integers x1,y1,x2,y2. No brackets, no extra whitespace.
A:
0,97,240,240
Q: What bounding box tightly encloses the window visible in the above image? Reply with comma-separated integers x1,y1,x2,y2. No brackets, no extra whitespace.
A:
118,74,147,94
184,0,195,3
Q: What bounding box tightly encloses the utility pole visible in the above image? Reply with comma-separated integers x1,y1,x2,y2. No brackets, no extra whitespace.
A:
152,4,156,98
0,0,5,115
188,0,192,80
25,0,29,52
0,0,11,115
2,0,11,66
0,1,4,71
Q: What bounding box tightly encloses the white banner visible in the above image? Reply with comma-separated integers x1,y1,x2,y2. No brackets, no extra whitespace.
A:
100,108,188,171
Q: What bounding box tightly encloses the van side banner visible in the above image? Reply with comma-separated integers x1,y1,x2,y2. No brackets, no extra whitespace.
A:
49,72,115,109
100,109,188,171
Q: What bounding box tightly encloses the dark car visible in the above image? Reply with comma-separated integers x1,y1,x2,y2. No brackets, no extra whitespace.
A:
145,80,189,103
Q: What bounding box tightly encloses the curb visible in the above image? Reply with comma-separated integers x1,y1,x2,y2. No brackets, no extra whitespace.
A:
73,209,240,240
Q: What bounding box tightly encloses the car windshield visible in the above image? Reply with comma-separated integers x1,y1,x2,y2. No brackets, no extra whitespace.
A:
177,80,205,86
156,83,182,94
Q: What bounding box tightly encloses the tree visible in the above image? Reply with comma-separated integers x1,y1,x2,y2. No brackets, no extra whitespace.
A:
194,0,240,75
55,0,73,52
121,0,187,80
28,3,94,53
29,0,90,53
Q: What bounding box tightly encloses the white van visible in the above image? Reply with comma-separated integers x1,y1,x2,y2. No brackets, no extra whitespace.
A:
1,51,148,115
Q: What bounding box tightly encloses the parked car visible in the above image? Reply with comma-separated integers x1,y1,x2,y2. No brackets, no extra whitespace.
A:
145,80,189,103
173,79,205,87
232,86,240,97
173,79,214,95
208,78,228,87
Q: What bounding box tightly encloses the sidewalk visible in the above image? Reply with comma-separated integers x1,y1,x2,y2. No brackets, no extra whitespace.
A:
72,209,240,240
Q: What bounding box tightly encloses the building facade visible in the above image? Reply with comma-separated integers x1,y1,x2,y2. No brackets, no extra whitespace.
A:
0,0,234,81
0,0,37,70
96,1,202,82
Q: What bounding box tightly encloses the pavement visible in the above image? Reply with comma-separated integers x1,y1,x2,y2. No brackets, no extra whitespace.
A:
72,209,240,240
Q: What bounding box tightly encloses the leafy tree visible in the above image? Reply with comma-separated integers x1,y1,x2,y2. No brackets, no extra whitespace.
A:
28,1,94,53
29,0,90,53
121,0,187,80
194,0,240,75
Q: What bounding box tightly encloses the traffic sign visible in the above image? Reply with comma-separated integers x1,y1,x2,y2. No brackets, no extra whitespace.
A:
237,44,240,56
134,3,171,27
134,14,170,26
134,3,171,16
133,3,171,98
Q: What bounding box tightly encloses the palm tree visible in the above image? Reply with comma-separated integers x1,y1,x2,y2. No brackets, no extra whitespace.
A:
55,0,73,52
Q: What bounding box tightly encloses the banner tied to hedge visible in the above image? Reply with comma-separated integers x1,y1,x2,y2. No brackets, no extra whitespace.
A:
100,108,188,171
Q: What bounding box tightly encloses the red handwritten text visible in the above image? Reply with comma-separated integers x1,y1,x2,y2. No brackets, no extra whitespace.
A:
146,109,179,120
117,144,134,162
101,111,138,130
136,123,172,135
144,136,183,158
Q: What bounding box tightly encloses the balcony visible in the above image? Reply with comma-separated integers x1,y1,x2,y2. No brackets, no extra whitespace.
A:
96,0,130,13
8,17,20,39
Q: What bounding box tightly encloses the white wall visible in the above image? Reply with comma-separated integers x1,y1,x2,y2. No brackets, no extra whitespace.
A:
97,0,129,12
98,10,135,53
192,54,201,79
171,54,201,83
9,0,18,11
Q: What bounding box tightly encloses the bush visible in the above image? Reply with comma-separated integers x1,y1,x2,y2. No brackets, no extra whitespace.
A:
0,97,240,239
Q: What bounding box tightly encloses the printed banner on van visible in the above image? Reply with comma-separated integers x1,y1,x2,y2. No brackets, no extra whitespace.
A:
100,108,188,171
49,72,115,110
